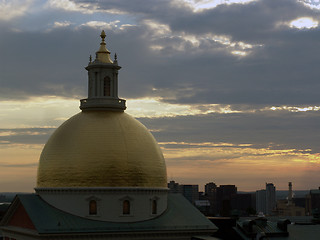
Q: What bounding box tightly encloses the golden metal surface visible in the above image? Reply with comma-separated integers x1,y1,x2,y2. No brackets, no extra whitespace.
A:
37,111,167,188
96,30,113,63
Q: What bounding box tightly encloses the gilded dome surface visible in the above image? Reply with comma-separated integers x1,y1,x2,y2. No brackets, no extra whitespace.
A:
37,111,167,188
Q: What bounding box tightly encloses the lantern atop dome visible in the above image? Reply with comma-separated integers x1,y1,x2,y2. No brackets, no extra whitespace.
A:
80,30,126,111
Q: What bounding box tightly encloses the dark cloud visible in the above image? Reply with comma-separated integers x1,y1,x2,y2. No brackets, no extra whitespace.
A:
0,27,93,100
166,0,314,42
2,0,320,106
139,109,320,153
84,0,320,105
85,0,316,42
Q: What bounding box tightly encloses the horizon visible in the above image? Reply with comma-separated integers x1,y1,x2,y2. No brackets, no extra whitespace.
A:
1,0,320,192
0,187,315,194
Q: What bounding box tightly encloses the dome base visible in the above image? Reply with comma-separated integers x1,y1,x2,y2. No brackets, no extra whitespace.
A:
80,98,126,111
35,187,168,222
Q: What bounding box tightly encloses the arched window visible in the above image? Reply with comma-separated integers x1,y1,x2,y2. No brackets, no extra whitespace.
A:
123,200,130,215
89,200,97,215
152,199,157,214
104,77,111,96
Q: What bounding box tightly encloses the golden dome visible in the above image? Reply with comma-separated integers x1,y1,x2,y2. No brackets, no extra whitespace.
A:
37,111,167,188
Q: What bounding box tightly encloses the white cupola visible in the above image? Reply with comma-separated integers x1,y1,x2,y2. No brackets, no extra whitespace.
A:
80,30,126,111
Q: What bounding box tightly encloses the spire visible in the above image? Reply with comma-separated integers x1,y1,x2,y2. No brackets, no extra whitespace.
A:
95,30,113,64
114,53,118,65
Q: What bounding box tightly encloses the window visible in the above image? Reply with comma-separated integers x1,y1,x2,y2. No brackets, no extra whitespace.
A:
123,200,130,215
152,199,157,214
89,200,97,215
104,77,111,96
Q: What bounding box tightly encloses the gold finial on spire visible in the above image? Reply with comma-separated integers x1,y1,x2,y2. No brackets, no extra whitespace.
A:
100,30,106,42
95,30,113,63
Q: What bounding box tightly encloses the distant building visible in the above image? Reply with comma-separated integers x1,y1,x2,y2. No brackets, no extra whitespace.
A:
203,183,255,217
276,182,305,216
256,189,266,214
256,183,277,215
204,182,217,216
306,187,320,216
216,185,237,216
195,200,211,215
231,193,256,216
167,181,199,205
167,180,182,194
205,182,217,197
266,183,276,215
277,199,305,216
181,185,199,204
293,197,306,209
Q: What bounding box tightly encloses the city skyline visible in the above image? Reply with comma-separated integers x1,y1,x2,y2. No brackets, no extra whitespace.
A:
1,0,320,192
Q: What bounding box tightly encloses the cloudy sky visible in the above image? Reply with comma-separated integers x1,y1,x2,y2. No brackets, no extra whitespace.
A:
1,0,320,192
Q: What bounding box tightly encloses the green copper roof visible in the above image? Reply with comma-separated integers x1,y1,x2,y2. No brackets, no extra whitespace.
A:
14,193,217,234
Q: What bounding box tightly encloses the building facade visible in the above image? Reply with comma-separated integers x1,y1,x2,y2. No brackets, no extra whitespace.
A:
216,185,237,216
204,182,217,216
256,189,266,214
276,182,305,217
168,181,199,205
266,183,276,215
306,188,320,216
256,183,276,216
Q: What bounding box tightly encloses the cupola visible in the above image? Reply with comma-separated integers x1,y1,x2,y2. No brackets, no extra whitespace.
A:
80,30,126,111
